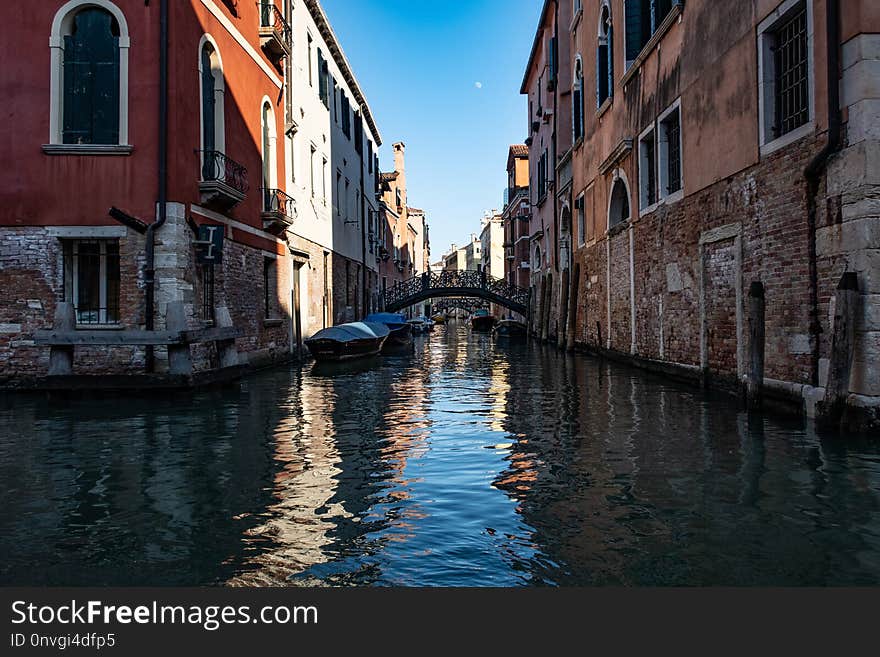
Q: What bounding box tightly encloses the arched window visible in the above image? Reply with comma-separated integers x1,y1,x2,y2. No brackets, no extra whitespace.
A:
49,0,130,148
597,2,613,108
608,176,631,228
261,99,278,211
573,56,584,141
533,245,542,271
199,37,225,178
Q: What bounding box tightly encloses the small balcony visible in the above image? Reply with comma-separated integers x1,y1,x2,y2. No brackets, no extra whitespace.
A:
261,188,296,234
259,2,291,65
199,150,248,210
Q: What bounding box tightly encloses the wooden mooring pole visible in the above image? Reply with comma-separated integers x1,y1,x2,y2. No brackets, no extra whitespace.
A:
819,272,859,427
747,281,765,410
48,302,75,376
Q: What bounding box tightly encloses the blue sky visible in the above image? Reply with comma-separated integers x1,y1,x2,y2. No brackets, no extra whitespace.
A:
321,0,543,261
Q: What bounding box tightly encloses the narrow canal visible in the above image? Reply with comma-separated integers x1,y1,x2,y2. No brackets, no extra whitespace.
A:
2,323,879,586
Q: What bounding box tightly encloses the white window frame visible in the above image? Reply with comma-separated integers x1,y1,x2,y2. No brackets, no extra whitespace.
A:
607,169,632,231
47,0,131,151
309,144,316,198
198,35,226,165
576,193,586,246
260,97,278,193
658,98,684,204
757,0,815,156
64,238,120,326
638,121,660,213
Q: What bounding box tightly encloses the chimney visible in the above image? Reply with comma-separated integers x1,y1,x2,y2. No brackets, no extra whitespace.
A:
393,142,406,175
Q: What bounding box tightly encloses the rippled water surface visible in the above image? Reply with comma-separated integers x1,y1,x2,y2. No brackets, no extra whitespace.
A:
2,323,879,586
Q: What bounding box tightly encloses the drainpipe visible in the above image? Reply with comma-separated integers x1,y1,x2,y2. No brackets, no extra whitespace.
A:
144,0,169,372
804,0,840,387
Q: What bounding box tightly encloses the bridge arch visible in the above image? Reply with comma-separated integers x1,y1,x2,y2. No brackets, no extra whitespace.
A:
383,270,531,316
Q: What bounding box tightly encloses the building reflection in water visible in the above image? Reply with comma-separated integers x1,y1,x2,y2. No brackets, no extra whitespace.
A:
2,322,879,586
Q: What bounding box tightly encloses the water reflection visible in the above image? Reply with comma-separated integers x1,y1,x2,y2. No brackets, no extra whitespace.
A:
1,323,879,586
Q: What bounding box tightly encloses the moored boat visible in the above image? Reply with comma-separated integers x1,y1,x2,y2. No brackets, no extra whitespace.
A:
471,308,496,332
431,313,446,324
365,312,412,349
493,318,527,340
304,321,390,361
408,316,434,334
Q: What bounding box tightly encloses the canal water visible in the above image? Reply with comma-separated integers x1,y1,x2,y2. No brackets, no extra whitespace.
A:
1,322,879,586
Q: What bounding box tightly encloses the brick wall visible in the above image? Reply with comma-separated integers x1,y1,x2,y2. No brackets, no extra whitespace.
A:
569,133,826,388
0,227,145,380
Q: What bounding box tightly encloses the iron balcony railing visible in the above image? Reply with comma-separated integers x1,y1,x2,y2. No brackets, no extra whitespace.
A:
200,150,249,196
261,188,295,221
259,2,292,45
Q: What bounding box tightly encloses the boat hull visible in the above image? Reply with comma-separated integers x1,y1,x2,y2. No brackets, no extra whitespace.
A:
306,337,385,361
471,316,496,332
304,321,390,362
493,320,527,340
383,324,413,349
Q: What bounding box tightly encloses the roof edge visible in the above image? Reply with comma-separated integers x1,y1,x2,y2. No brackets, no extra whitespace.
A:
305,0,382,146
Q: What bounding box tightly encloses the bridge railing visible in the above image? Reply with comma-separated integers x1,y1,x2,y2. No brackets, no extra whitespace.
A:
383,270,530,312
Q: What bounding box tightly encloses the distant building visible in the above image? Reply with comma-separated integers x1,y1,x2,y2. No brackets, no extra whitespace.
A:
502,145,531,292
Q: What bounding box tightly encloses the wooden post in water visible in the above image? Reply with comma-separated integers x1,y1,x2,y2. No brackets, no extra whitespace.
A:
48,302,75,376
534,276,545,339
566,263,580,352
819,272,860,426
557,269,570,350
746,281,765,410
541,274,552,343
166,301,193,376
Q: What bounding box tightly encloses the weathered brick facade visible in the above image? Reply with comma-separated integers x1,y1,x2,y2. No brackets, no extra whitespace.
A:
522,0,880,429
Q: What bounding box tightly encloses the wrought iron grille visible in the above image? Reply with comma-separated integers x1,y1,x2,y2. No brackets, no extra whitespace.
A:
262,187,295,219
259,2,291,45
200,150,249,195
773,4,809,138
645,135,657,205
61,239,120,325
665,112,681,194
202,263,215,325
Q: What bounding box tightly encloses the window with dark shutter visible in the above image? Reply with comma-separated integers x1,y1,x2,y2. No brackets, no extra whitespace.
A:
597,5,613,107
63,8,120,145
354,112,363,155
201,45,216,155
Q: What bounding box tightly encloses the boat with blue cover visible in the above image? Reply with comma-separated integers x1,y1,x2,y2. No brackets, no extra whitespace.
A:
364,312,412,348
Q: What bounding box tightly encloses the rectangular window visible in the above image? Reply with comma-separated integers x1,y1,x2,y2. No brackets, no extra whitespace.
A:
624,0,676,67
289,128,297,183
576,195,585,246
62,239,120,325
639,127,657,209
335,170,342,215
333,81,339,122
264,257,277,320
309,145,316,198
341,94,351,138
758,0,812,150
367,140,373,173
202,263,215,325
307,33,313,86
345,179,350,219
658,104,682,198
317,49,329,107
354,112,363,155
585,185,596,242
773,4,809,137
322,157,328,204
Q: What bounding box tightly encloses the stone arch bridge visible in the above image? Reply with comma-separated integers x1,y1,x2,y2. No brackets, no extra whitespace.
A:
383,270,530,316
